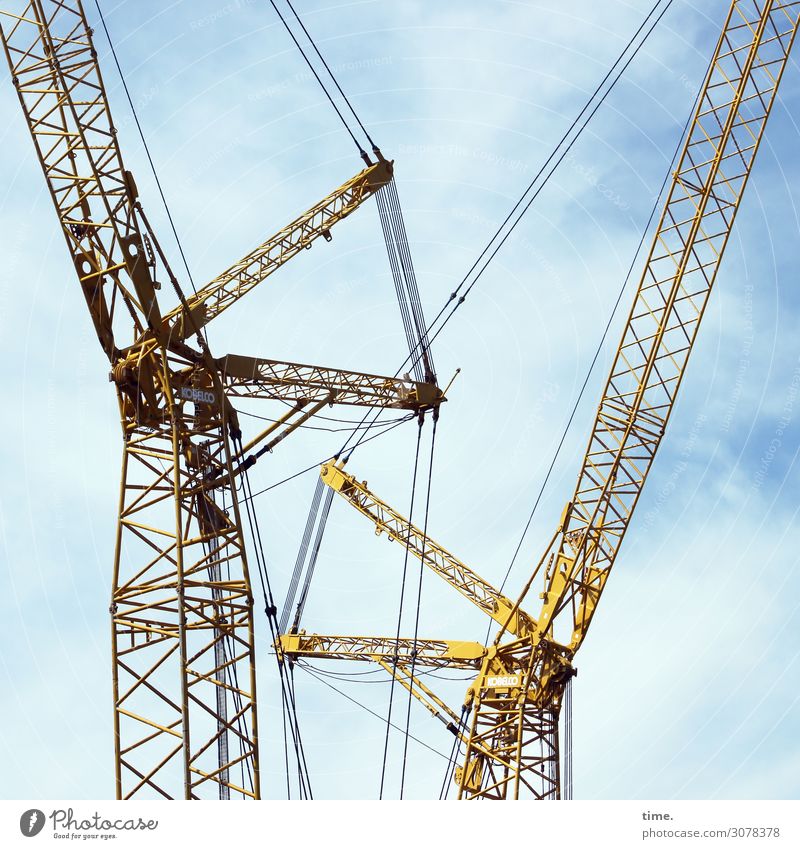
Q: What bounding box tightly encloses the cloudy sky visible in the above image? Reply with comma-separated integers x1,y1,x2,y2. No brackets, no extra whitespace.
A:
1,0,799,802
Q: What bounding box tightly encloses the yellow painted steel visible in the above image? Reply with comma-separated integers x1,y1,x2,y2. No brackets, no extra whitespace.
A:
374,660,465,734
218,354,444,409
0,0,438,800
277,632,485,669
278,0,800,800
6,0,798,803
161,159,393,340
319,462,539,637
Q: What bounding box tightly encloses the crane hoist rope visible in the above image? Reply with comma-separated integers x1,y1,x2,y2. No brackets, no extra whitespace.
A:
7,0,790,804
298,662,452,762
279,0,800,801
495,47,708,606
241,413,416,502
238,448,314,798
93,1,200,300
399,415,439,798
271,417,418,641
95,0,680,796
281,0,379,154
240,404,411,432
273,6,688,789
264,0,439,674
418,0,677,362
234,460,317,801
379,416,426,799
252,0,679,539
268,0,373,160
236,0,680,526
0,0,450,799
270,0,439,381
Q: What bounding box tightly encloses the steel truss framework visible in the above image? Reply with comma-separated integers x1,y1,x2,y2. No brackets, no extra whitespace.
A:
1,0,440,798
279,0,800,800
5,0,799,803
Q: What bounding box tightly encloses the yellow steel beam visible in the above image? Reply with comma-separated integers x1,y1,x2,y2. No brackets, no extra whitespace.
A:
162,159,393,340
218,353,443,410
374,660,466,734
529,0,800,655
278,632,485,669
457,0,800,800
320,462,538,636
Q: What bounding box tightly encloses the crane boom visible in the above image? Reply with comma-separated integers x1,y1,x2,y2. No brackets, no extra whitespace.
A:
278,635,477,737
9,0,796,804
458,0,800,799
277,633,484,669
2,0,440,799
161,159,393,340
277,0,800,802
532,0,800,653
320,462,538,637
219,355,443,409
0,0,159,356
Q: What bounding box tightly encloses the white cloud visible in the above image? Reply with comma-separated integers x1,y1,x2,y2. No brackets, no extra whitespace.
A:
1,0,798,801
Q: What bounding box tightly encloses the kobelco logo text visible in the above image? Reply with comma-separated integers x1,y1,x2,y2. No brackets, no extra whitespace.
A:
180,386,215,404
486,674,521,688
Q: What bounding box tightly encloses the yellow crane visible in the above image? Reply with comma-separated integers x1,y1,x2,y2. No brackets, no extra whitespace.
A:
0,0,441,799
278,0,800,799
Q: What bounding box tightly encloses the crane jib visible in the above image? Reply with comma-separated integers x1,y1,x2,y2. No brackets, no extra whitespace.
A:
3,0,798,803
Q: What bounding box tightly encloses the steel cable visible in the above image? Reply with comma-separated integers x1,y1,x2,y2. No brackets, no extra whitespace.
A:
280,475,324,633
282,0,379,153
399,416,438,798
297,663,451,762
251,0,680,517
379,416,425,799
94,2,201,297
268,0,368,158
494,53,704,601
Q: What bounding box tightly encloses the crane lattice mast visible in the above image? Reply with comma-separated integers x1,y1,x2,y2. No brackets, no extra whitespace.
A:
279,0,800,799
0,0,441,799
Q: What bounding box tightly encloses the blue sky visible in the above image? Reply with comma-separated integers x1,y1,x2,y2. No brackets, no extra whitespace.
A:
1,0,799,801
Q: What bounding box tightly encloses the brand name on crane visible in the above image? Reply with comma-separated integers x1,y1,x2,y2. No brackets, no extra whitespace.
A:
485,674,521,689
179,386,216,405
